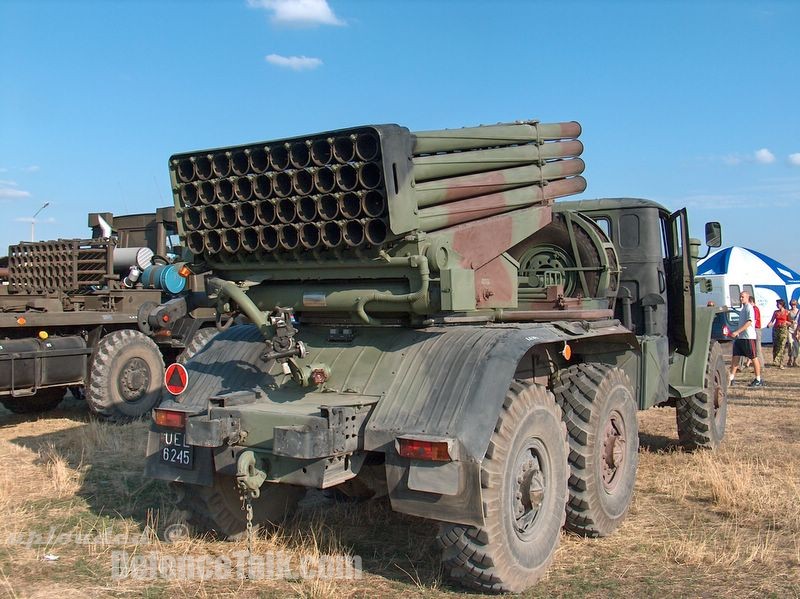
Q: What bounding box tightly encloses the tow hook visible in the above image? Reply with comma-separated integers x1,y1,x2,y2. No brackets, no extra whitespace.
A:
235,450,267,499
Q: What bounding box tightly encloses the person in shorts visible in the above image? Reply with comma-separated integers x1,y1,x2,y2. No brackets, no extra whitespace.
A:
729,291,763,387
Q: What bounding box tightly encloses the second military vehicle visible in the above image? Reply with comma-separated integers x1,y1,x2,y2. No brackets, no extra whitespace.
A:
144,120,726,592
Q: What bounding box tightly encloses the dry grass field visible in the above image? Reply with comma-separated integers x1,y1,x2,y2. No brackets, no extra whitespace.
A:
0,351,798,598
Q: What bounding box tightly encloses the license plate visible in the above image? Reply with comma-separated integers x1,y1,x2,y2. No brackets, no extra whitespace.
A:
160,431,194,469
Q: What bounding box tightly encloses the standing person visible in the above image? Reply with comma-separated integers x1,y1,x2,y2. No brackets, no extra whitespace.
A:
749,295,764,370
767,298,792,369
729,291,763,387
788,299,799,367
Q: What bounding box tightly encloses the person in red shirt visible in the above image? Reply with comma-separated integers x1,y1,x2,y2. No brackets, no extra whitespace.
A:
741,295,764,372
767,299,792,368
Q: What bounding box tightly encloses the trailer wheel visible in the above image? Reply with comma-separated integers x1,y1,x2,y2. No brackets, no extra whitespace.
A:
173,475,305,540
177,328,217,364
0,388,65,414
676,341,728,450
437,382,568,593
553,363,639,537
86,329,165,423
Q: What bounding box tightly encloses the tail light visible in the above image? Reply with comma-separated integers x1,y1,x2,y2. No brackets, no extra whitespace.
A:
397,437,452,462
153,409,187,428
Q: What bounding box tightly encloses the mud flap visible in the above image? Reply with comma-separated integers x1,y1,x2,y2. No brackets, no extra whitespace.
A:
143,429,214,487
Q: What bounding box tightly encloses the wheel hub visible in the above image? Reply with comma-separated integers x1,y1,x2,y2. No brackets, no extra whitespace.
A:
119,357,151,402
602,411,626,490
518,244,578,296
512,443,546,537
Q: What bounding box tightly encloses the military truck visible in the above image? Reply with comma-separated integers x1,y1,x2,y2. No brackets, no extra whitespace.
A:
144,121,726,592
0,207,216,421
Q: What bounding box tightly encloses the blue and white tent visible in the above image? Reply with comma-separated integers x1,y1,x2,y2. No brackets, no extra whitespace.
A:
696,246,800,343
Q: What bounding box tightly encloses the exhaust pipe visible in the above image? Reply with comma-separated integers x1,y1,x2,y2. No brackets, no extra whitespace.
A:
355,133,380,161
234,175,255,201
300,222,321,249
186,231,205,254
180,183,199,207
222,229,241,253
336,164,358,192
297,196,317,222
321,221,342,248
241,227,260,252
273,172,293,198
333,135,356,163
276,198,297,224
219,204,237,228
201,206,220,229
260,225,279,251
215,178,234,203
198,181,216,205
194,154,213,180
212,152,232,178
253,173,273,200
249,146,270,173
358,162,382,189
231,150,249,176
313,166,336,193
318,194,339,221
204,230,222,254
292,168,314,196
364,218,388,246
289,141,311,169
256,200,276,225
237,201,257,227
339,192,361,219
278,224,300,251
362,190,387,218
311,138,333,166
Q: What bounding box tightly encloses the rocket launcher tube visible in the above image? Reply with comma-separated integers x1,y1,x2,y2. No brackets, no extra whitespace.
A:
417,177,587,232
415,159,585,208
411,140,584,182
412,121,581,154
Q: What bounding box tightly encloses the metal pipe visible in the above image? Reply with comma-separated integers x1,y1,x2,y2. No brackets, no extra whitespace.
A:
249,146,270,173
237,201,257,226
222,229,241,253
276,198,297,224
212,152,232,178
318,194,339,221
256,200,276,225
231,150,249,176
336,164,358,191
342,220,365,247
273,172,293,198
292,168,314,196
253,173,273,200
179,183,198,206
269,144,290,171
417,177,586,231
201,206,220,229
194,154,213,180
321,221,342,247
184,207,202,230
414,159,585,208
311,138,333,166
234,175,255,201
278,224,300,250
219,204,237,228
241,227,260,252
300,223,321,249
353,253,431,324
313,166,336,193
207,277,273,339
358,162,382,189
495,308,613,322
333,135,356,163
364,218,388,246
411,140,584,182
186,231,205,254
361,190,386,218
215,178,235,203
260,225,279,251
297,196,317,222
176,158,195,183
204,230,222,254
413,121,581,154
198,181,216,205
355,133,380,161
289,141,311,168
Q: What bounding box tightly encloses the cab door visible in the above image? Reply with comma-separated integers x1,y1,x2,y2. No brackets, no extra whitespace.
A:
665,209,694,355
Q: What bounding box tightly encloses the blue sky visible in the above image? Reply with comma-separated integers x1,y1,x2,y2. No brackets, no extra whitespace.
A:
1,0,798,265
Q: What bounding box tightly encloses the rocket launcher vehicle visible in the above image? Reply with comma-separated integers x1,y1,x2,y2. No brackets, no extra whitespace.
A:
169,120,601,323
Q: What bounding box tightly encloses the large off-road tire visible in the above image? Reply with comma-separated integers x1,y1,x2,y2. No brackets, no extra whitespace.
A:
173,474,305,540
177,328,217,364
676,341,728,450
552,364,639,538
86,329,165,423
0,388,65,414
437,382,568,593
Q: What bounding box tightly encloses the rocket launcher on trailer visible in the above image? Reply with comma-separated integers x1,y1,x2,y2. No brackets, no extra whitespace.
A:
145,120,726,593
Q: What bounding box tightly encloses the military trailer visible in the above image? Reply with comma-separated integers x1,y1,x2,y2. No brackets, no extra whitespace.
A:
0,207,216,421
144,120,726,592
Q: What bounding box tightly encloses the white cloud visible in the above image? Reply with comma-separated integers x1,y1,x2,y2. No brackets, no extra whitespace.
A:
788,153,800,166
754,148,775,164
0,180,18,186
265,53,323,70
0,188,31,199
247,0,344,26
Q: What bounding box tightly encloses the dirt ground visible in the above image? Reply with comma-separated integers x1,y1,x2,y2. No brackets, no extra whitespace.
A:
0,348,798,598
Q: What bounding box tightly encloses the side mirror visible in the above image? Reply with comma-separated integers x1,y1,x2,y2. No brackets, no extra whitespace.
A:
705,222,722,248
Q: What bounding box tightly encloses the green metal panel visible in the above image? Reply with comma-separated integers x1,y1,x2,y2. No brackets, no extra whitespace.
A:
669,305,716,397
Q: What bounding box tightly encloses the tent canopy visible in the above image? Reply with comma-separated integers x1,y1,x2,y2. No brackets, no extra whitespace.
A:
698,247,800,285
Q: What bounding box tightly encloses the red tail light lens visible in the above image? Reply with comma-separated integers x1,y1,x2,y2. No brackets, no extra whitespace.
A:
153,409,186,428
397,438,451,461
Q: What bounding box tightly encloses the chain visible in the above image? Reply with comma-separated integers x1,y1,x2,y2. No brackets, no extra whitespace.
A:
241,489,255,578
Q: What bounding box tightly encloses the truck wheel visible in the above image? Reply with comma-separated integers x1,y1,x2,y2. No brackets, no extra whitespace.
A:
177,328,217,364
676,341,728,450
0,388,65,414
86,329,165,423
437,382,568,593
553,363,638,537
173,475,305,540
